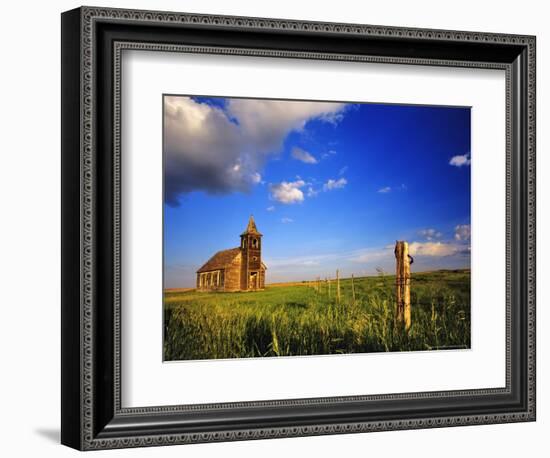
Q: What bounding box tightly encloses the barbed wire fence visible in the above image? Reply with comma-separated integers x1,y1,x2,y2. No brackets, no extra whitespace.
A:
305,241,470,333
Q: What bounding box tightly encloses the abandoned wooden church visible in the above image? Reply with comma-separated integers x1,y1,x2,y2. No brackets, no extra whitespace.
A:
196,216,267,292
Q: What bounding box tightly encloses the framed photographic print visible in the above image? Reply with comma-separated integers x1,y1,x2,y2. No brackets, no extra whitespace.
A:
61,6,536,450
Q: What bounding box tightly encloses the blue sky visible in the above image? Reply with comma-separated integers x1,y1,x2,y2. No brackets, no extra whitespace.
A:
163,95,471,288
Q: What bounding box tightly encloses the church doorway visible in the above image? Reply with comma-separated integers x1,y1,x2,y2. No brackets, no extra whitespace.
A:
249,272,258,290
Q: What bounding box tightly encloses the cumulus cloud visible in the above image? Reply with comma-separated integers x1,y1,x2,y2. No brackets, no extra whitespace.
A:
269,180,306,204
378,186,391,193
407,226,471,258
164,96,347,205
454,224,471,241
409,242,454,257
323,177,348,191
271,174,346,203
409,241,468,257
266,206,275,212
419,228,443,241
339,166,348,176
449,153,471,167
281,217,294,223
291,147,318,164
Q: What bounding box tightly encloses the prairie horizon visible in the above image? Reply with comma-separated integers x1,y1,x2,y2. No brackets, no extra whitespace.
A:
164,267,471,292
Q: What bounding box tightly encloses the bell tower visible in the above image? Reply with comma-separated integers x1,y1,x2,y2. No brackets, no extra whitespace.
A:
240,215,262,290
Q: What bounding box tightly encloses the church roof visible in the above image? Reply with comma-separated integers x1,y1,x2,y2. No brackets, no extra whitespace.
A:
197,247,241,273
241,215,262,236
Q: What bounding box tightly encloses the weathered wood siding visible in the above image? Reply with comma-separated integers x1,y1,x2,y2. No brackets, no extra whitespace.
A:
224,252,242,292
259,269,265,289
240,235,263,290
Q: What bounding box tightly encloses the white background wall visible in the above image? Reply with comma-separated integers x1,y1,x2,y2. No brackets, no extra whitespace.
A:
0,0,546,456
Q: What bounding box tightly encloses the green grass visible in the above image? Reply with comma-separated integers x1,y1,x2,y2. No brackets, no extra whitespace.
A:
163,269,470,361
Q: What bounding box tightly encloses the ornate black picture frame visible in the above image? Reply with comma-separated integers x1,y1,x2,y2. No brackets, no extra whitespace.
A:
61,6,536,450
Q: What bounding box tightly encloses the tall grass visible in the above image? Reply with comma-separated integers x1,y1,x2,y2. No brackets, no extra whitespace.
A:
163,270,470,361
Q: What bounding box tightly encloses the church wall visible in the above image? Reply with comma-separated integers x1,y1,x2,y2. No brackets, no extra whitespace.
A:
224,254,242,292
259,268,265,289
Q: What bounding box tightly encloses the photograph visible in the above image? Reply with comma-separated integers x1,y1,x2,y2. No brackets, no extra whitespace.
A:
162,95,472,361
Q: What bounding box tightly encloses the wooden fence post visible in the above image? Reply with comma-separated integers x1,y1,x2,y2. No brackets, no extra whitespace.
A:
395,241,411,331
336,269,341,303
327,277,331,299
351,274,356,304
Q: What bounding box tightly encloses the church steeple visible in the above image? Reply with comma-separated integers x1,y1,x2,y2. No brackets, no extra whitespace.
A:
240,215,263,290
241,215,262,236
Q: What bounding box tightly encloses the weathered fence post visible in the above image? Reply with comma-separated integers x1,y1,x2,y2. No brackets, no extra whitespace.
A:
351,274,356,304
336,269,341,303
395,241,411,332
327,277,331,299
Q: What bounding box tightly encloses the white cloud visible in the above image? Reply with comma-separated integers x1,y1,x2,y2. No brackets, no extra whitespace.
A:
323,177,348,191
266,206,275,212
409,241,467,257
226,98,347,151
339,166,348,175
291,147,318,164
163,96,348,205
271,174,346,203
250,172,262,184
449,153,471,167
307,187,319,197
419,228,443,241
321,149,337,159
454,224,471,241
281,217,294,223
269,180,306,204
378,186,391,193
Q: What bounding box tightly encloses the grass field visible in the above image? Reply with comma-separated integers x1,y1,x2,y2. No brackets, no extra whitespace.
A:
163,269,470,361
